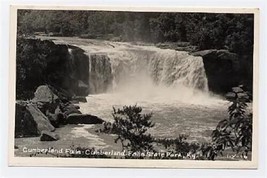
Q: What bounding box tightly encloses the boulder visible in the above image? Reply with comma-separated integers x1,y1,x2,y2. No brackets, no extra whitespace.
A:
15,102,39,137
192,49,240,94
62,103,82,116
72,96,87,103
66,113,104,124
46,112,65,128
32,85,60,114
32,85,59,103
27,104,55,132
40,131,59,141
48,85,73,102
15,102,55,138
46,106,66,127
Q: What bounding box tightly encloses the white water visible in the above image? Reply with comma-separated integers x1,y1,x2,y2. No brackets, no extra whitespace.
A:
49,37,228,141
77,38,220,104
82,40,209,94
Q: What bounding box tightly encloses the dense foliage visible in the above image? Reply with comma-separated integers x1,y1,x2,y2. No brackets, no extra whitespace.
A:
102,105,155,157
212,87,252,156
18,10,254,55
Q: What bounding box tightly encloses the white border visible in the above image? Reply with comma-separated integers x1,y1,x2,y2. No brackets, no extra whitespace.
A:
1,0,267,177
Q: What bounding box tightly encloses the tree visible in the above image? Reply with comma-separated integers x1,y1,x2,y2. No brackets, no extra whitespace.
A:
212,86,252,158
102,105,155,157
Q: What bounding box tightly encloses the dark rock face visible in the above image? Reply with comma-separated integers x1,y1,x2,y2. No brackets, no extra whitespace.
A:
15,101,39,137
192,49,241,94
63,47,90,96
40,131,59,141
16,38,90,100
66,114,104,124
77,80,89,96
17,38,117,97
15,102,55,138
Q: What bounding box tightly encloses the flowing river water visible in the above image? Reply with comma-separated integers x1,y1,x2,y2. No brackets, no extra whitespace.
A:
46,37,229,142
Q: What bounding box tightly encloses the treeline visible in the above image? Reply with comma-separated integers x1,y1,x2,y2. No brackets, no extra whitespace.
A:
17,10,254,55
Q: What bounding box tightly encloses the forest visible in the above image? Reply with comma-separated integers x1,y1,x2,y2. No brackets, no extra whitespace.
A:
17,10,254,55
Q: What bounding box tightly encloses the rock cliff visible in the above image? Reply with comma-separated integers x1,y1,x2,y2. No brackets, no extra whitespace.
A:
192,49,252,94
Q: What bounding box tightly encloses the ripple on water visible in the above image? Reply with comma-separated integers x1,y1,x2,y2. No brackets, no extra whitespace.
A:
79,93,229,142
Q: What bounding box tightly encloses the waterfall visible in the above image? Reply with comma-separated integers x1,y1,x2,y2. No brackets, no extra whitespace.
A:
67,48,75,73
150,50,207,90
72,41,209,96
72,40,227,123
88,54,113,94
108,48,209,92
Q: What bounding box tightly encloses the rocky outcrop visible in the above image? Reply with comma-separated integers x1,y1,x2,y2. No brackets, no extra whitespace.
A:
66,114,104,124
46,106,65,128
15,101,39,137
16,38,91,100
192,49,241,94
32,85,60,114
32,85,60,103
156,42,197,52
40,131,60,141
64,47,90,96
15,102,55,138
15,83,105,139
27,104,56,132
61,102,82,116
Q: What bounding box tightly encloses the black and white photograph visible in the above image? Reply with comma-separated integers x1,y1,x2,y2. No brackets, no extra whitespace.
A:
8,6,259,168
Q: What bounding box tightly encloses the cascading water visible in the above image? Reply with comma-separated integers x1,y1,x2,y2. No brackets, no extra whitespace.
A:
88,54,112,94
109,48,209,93
82,42,209,98
56,37,227,141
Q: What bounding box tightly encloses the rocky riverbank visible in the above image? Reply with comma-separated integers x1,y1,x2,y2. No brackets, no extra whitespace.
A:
15,85,104,141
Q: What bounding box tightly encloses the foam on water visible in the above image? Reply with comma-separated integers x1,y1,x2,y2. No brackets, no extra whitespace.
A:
46,37,229,140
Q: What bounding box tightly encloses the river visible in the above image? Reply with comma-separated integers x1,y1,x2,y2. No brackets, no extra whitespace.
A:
41,36,229,142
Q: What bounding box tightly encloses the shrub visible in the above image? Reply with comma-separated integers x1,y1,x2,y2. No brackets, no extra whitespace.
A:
155,136,201,159
155,137,222,160
101,105,155,157
212,86,252,157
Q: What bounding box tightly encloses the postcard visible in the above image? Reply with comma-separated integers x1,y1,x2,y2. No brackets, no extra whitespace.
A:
9,5,259,168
